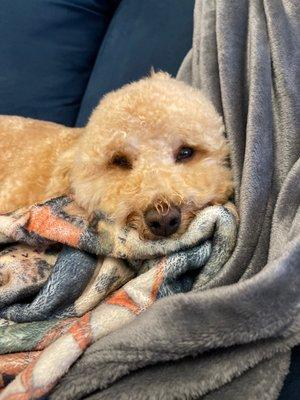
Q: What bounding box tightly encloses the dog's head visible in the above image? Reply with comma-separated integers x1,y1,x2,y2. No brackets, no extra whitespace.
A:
71,73,233,240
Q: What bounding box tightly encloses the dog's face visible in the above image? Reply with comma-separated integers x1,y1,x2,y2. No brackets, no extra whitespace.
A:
71,73,233,240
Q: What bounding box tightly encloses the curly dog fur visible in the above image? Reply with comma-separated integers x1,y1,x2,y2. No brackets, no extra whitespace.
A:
0,73,233,239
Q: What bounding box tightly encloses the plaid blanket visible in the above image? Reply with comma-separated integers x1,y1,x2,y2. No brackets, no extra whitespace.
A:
0,196,237,399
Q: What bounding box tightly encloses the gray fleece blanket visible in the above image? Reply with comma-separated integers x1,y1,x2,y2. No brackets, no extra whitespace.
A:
51,0,300,399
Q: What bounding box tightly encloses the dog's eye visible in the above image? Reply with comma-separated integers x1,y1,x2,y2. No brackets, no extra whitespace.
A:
175,146,194,162
111,154,132,169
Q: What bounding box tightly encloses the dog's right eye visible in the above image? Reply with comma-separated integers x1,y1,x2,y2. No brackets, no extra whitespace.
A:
111,154,132,169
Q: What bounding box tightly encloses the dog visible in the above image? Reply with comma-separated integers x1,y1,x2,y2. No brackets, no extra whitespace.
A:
0,72,233,240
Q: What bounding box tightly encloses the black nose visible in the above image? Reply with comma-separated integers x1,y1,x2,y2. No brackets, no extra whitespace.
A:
144,206,181,238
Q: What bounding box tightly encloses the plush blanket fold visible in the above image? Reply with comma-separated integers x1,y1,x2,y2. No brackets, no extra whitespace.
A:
0,197,237,398
46,0,298,399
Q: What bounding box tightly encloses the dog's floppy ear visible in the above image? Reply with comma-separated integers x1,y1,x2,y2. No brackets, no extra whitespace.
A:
45,130,82,198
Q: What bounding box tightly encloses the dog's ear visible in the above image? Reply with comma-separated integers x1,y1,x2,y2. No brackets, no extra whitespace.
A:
45,134,81,198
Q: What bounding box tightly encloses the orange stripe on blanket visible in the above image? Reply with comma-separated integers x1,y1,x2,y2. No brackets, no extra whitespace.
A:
2,352,60,400
68,312,93,351
106,289,141,315
150,259,165,303
8,359,55,400
0,352,40,376
1,360,39,400
0,392,29,400
26,205,82,247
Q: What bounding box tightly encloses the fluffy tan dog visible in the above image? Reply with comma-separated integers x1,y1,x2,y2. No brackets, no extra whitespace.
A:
0,73,233,240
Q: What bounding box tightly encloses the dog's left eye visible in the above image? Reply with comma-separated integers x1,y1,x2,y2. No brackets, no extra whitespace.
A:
175,146,195,162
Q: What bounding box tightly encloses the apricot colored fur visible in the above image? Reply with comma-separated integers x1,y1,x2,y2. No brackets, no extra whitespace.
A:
0,73,233,239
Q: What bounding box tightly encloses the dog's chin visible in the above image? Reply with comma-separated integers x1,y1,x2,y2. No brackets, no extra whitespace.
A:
126,208,197,241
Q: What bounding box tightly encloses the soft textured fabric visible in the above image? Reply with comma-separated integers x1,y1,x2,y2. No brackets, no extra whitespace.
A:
48,1,300,399
76,0,195,126
0,0,119,126
0,196,237,398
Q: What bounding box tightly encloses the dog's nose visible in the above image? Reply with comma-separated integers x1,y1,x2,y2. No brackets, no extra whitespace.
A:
144,206,181,238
